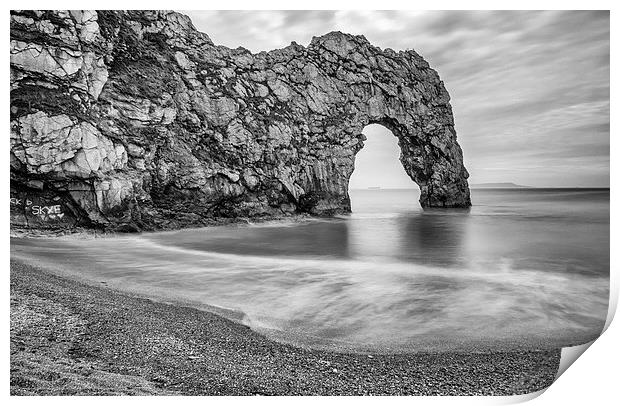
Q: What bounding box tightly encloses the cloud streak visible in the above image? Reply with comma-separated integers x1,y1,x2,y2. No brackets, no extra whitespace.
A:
184,10,609,187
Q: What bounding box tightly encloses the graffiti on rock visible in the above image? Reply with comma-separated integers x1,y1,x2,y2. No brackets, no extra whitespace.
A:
31,205,64,220
10,197,32,206
10,196,65,221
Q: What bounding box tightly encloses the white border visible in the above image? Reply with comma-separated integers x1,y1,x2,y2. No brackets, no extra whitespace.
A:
3,1,616,405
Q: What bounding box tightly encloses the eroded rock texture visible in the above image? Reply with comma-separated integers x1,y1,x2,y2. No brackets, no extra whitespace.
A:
10,10,471,231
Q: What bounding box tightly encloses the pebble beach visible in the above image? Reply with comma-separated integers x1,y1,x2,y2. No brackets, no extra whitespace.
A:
10,260,560,396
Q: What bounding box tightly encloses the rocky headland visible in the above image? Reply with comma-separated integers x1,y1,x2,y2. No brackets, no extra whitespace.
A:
10,10,471,232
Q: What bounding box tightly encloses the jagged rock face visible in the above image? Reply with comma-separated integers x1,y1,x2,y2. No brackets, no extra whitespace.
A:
10,10,471,231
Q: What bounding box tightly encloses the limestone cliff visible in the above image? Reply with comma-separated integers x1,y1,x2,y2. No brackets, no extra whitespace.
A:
10,10,471,231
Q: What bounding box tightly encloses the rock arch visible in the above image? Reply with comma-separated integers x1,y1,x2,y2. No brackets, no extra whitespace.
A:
347,123,415,193
10,10,471,231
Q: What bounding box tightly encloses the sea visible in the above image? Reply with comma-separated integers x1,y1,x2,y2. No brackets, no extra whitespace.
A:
11,188,610,353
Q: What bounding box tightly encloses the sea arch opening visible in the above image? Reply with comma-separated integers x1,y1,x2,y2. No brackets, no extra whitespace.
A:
348,123,421,214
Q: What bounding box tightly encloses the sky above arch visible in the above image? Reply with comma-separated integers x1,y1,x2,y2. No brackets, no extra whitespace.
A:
184,10,610,188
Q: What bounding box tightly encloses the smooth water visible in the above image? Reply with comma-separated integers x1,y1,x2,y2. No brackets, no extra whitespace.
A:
11,188,609,352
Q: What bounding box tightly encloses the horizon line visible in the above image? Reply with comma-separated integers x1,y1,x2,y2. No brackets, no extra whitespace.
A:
349,186,611,190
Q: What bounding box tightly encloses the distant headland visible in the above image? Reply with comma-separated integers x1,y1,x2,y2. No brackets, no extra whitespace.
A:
470,182,531,189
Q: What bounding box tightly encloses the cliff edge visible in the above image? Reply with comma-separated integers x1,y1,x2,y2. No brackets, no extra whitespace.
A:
10,10,471,231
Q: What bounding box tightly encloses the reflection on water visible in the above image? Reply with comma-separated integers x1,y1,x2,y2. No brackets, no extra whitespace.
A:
11,188,609,352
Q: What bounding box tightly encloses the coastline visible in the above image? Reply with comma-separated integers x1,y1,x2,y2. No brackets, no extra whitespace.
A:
10,260,561,396
8,213,316,239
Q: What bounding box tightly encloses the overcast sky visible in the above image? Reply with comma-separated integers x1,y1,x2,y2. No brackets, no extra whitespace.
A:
185,11,609,188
